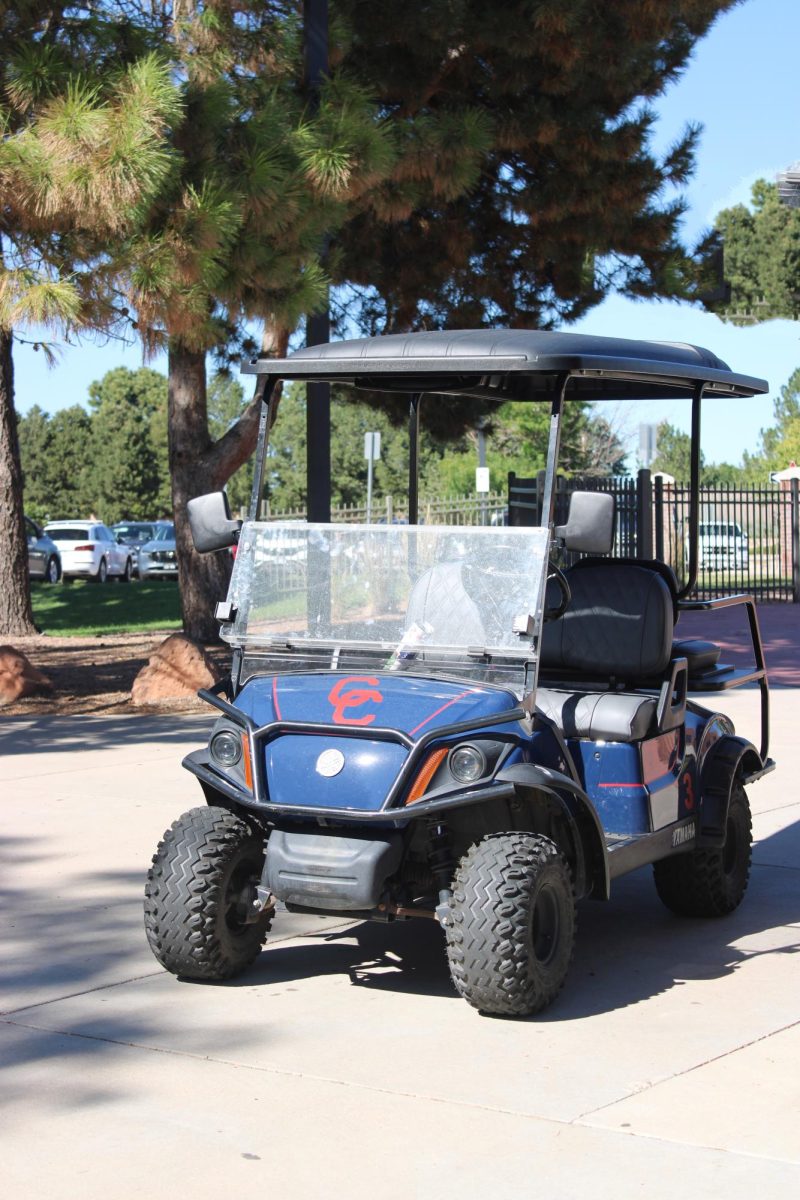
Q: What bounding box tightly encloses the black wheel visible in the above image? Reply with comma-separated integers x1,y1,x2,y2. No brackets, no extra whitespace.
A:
119,557,132,583
93,557,108,584
445,832,576,1017
44,556,61,584
653,783,752,917
144,806,272,980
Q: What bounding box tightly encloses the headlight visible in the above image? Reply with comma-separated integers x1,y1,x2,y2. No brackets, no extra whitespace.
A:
449,744,487,784
210,729,242,767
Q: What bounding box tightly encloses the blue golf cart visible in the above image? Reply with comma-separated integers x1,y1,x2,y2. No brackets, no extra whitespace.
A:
144,330,774,1016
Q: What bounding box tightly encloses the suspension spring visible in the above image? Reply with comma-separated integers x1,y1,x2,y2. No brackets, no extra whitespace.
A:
426,819,454,894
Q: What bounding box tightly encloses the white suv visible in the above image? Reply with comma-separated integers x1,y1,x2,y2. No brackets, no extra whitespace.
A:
691,521,749,570
43,520,133,583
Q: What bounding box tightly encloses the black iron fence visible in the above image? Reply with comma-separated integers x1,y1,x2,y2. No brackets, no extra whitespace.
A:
509,469,800,603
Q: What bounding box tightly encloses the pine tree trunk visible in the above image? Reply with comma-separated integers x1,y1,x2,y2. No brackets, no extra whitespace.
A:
0,325,37,636
168,342,232,644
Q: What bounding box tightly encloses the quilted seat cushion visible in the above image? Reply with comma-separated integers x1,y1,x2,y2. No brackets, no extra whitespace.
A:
536,687,657,743
541,562,673,681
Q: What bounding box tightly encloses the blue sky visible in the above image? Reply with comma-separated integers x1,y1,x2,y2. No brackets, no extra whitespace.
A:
13,0,800,468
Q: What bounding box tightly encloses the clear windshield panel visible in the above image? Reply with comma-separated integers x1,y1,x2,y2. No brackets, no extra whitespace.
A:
222,522,550,688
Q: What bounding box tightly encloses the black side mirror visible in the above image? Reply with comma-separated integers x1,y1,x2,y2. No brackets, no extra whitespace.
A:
187,491,242,553
555,491,615,554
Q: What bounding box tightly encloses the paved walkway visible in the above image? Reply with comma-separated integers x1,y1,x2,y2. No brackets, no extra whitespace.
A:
2,688,799,1198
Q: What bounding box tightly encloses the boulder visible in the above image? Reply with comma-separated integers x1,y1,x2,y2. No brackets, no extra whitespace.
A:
131,634,220,706
0,645,53,706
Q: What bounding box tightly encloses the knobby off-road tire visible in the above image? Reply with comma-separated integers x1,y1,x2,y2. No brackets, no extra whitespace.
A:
144,806,272,980
653,783,752,917
446,832,576,1017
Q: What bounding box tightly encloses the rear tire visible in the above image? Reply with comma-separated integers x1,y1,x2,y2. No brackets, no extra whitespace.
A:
93,557,108,584
144,806,271,980
445,832,575,1017
44,556,61,584
653,783,752,917
119,557,132,583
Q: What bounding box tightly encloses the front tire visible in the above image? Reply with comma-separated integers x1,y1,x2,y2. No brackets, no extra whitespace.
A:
653,783,752,917
445,832,576,1017
144,806,272,980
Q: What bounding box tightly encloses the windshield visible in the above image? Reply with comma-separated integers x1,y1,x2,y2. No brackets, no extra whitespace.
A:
115,523,154,541
152,523,175,541
46,527,90,541
223,522,550,689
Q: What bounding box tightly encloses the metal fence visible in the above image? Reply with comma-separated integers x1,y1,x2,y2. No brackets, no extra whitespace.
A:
260,473,800,603
508,470,800,603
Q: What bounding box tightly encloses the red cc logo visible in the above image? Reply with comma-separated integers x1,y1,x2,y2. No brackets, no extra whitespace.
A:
328,676,383,726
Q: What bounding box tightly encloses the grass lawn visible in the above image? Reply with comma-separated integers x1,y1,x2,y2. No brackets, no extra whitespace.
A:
31,578,182,636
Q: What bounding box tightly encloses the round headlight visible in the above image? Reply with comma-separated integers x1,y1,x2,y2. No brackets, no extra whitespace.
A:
449,744,487,784
210,729,242,767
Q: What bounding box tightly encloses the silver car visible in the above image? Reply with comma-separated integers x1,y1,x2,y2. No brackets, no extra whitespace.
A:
26,517,62,583
138,522,177,580
112,521,157,577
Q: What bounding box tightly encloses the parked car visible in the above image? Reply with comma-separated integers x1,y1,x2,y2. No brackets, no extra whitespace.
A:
138,522,177,580
26,517,61,583
111,521,157,576
43,520,133,583
689,521,749,570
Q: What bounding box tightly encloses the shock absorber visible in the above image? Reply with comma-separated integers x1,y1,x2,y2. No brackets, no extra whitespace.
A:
427,819,454,928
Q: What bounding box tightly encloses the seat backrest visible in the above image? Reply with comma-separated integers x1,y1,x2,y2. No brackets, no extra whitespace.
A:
541,560,674,682
404,562,486,646
569,556,680,622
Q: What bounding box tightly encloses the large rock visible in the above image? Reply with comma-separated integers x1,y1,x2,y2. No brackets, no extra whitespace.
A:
0,645,53,706
131,634,220,706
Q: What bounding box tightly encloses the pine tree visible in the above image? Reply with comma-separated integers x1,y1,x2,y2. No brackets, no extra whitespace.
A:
0,8,181,634
706,180,800,324
333,0,738,330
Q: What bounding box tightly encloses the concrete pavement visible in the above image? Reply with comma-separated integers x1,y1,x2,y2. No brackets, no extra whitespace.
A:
2,689,799,1198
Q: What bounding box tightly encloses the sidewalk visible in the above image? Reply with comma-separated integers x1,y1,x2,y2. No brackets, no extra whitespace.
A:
2,690,799,1198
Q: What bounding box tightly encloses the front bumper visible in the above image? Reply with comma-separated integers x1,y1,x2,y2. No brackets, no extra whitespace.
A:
183,747,516,824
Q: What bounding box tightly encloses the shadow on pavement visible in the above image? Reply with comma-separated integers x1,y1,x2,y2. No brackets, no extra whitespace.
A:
2,820,798,1108
0,713,209,757
231,819,800,1019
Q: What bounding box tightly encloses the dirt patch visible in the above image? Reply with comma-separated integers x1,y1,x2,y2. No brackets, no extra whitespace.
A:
2,631,230,716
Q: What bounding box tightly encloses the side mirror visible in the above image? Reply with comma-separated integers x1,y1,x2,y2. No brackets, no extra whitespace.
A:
556,491,615,554
187,491,242,553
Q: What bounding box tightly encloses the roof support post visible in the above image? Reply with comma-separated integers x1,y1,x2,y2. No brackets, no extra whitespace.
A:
678,382,705,598
539,374,571,532
248,377,277,521
408,393,422,525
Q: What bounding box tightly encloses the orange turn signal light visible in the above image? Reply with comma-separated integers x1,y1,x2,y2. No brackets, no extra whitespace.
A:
405,747,448,806
242,732,254,791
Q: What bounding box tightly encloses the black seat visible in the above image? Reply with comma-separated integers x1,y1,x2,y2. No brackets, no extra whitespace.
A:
565,557,721,678
538,560,679,743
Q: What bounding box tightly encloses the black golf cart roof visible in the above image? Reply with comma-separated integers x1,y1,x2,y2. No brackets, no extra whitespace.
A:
242,329,768,400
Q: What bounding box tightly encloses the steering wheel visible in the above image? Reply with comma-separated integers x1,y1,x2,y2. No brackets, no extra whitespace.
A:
543,561,571,622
